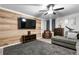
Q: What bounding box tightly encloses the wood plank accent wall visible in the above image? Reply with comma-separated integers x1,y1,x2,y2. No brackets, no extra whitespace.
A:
0,9,41,47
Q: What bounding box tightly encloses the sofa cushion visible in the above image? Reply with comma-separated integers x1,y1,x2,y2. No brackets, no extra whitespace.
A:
52,37,76,45
51,36,76,50
52,40,76,50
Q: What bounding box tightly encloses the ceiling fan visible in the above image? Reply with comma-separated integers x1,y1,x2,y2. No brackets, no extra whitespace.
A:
39,4,64,15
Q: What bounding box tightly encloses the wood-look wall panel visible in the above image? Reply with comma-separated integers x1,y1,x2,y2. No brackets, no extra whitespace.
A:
0,24,17,31
0,30,41,39
0,10,19,19
0,9,41,47
0,36,21,47
0,18,17,25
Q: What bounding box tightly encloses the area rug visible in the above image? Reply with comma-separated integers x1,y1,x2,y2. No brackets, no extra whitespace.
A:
3,40,76,55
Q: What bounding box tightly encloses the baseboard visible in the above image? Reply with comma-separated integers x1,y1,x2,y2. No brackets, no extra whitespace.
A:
0,42,21,48
0,42,21,55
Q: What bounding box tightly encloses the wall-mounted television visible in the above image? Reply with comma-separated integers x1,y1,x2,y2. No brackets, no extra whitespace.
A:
18,17,36,29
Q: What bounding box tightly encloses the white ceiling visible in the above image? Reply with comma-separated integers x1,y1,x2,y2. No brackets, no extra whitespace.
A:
0,4,79,20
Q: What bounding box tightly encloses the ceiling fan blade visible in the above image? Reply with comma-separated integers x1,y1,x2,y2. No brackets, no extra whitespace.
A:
54,7,64,11
53,12,56,15
44,12,48,15
39,10,48,12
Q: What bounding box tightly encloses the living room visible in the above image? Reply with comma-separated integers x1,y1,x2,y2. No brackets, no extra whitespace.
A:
0,4,79,55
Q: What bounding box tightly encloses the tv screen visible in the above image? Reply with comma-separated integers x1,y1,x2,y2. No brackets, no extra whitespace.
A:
18,17,36,29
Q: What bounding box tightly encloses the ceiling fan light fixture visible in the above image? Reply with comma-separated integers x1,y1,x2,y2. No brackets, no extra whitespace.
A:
47,6,53,14
48,10,53,14
39,4,64,16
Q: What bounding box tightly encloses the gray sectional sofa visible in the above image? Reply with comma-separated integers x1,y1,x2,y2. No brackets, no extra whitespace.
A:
51,36,77,50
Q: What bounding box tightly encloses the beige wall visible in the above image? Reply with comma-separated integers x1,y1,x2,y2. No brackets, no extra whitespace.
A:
0,9,41,47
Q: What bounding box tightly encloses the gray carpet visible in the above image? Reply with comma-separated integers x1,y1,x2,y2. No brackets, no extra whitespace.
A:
3,40,76,55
